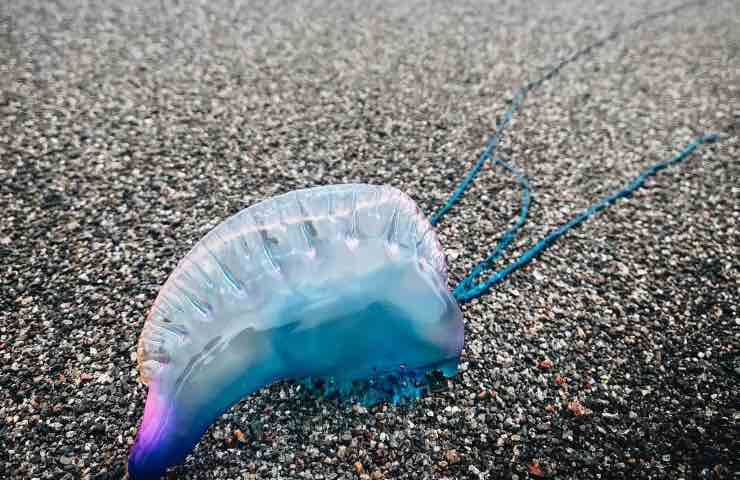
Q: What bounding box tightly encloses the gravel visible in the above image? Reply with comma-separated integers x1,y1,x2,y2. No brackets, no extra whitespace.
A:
1,0,738,479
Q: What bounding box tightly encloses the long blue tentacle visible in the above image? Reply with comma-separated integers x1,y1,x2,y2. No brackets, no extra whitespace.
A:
427,0,722,303
452,134,720,303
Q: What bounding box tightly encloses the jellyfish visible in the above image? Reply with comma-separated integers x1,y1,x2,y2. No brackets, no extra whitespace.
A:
128,184,464,479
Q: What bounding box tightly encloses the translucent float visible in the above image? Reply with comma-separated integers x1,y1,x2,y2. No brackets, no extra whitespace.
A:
128,184,464,479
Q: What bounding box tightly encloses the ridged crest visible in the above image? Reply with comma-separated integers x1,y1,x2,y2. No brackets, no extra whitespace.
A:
136,184,448,385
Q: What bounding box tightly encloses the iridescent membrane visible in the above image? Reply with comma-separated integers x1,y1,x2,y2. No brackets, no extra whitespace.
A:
129,184,464,479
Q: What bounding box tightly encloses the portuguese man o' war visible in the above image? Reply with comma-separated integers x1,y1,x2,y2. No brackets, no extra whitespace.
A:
128,2,722,477
128,184,464,479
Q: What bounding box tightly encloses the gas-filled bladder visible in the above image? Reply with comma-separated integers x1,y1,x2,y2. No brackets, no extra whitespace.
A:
128,184,464,479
